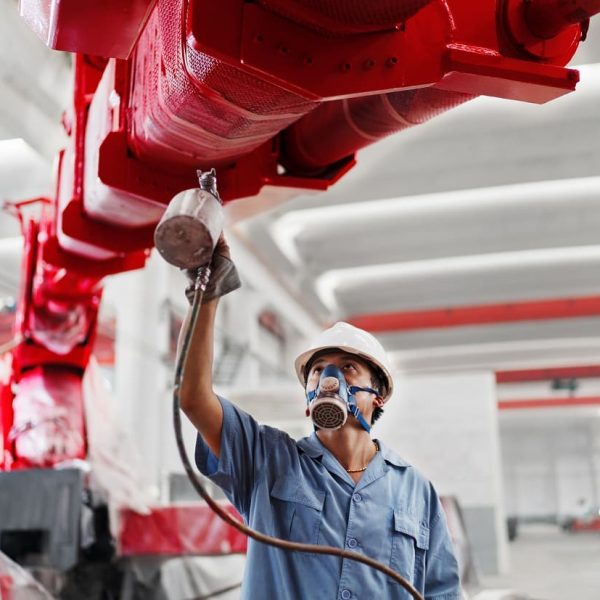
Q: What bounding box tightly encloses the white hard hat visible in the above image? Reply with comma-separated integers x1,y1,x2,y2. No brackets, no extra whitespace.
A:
294,322,394,402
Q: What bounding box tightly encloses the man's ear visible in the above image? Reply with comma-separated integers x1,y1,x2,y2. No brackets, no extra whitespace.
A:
373,396,384,409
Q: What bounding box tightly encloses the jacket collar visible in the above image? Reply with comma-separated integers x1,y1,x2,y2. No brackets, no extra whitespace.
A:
297,433,324,458
377,439,411,468
298,433,410,469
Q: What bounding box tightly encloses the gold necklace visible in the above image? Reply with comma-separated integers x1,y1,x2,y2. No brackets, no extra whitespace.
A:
346,440,379,473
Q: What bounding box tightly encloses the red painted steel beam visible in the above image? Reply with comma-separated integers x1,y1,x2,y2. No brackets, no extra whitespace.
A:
119,504,247,556
498,396,600,410
19,0,157,59
348,296,600,333
496,365,600,383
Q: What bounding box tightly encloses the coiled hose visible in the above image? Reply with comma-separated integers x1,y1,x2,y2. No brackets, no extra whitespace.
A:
172,265,425,600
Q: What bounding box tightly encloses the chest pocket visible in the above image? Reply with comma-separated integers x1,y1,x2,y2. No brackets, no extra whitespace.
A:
270,475,325,545
390,510,429,586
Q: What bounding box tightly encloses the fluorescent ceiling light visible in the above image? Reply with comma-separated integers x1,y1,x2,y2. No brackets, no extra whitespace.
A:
0,237,24,252
0,137,41,162
0,138,49,175
0,138,52,200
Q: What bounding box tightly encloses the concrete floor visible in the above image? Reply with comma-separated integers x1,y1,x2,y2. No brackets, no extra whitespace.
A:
480,524,600,600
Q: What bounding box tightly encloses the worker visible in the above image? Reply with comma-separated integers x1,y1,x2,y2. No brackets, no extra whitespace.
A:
179,238,461,600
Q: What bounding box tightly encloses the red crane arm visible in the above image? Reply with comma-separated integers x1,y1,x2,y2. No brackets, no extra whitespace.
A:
2,0,597,469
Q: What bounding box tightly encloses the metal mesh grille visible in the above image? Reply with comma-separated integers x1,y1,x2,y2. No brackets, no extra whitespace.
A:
128,0,316,168
312,402,346,430
185,44,314,117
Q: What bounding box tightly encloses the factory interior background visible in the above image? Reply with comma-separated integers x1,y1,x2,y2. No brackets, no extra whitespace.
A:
0,0,599,598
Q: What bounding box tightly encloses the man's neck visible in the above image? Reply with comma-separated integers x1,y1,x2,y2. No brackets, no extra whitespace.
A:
316,426,376,473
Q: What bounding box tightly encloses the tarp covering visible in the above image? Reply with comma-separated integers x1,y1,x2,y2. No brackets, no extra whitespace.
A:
119,504,247,556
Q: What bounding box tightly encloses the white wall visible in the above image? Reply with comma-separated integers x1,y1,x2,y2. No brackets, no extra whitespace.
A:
498,378,600,520
107,252,172,502
500,412,600,520
377,371,509,575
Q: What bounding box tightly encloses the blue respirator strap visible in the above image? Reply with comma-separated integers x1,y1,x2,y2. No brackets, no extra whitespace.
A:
348,385,380,434
306,389,318,404
347,400,372,433
348,386,379,397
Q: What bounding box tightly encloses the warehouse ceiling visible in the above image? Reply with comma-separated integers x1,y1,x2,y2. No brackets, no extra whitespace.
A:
0,0,599,378
238,30,600,374
0,1,70,241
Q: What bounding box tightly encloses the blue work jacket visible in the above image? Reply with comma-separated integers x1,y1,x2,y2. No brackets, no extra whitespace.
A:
195,397,462,599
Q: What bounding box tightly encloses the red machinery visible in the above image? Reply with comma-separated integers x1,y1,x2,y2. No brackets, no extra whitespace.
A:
1,0,598,506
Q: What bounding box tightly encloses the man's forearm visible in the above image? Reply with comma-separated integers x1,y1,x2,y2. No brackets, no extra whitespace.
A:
178,298,224,457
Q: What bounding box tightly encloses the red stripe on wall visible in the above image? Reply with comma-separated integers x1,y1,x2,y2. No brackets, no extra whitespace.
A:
496,365,600,383
498,396,600,410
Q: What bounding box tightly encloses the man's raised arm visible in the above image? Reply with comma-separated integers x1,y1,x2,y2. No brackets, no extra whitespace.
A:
177,298,224,458
176,236,241,457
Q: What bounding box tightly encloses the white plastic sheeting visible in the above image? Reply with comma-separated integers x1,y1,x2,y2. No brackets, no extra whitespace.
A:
121,555,245,600
83,356,155,531
0,551,55,599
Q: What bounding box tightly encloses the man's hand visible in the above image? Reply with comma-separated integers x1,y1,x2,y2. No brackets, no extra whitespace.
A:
183,234,241,304
213,234,231,260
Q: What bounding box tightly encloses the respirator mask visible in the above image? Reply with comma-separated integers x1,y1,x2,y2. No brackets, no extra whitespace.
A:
306,364,379,433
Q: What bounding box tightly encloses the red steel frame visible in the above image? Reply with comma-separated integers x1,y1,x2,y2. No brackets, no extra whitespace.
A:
496,365,600,383
118,504,248,556
0,0,596,559
348,296,600,333
496,364,600,411
498,396,600,410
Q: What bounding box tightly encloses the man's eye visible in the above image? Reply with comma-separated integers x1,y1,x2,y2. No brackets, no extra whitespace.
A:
343,363,356,371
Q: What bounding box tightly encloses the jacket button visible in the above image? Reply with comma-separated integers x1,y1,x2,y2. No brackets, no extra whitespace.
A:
341,590,352,600
347,538,358,548
353,493,362,503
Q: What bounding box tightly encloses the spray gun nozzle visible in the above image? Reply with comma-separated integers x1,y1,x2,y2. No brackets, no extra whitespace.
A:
197,169,220,202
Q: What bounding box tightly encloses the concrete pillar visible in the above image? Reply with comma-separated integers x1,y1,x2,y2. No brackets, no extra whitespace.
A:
377,371,509,576
220,287,262,387
109,251,171,501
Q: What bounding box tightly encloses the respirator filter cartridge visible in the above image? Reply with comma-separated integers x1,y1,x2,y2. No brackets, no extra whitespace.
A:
309,369,349,430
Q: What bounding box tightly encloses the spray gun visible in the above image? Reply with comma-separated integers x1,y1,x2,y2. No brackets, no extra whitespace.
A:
155,169,242,304
154,169,224,270
154,169,424,600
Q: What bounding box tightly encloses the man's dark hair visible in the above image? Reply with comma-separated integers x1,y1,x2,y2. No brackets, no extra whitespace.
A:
369,369,385,426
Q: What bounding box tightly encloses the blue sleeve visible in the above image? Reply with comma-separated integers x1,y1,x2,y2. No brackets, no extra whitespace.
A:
194,396,276,516
425,489,463,600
